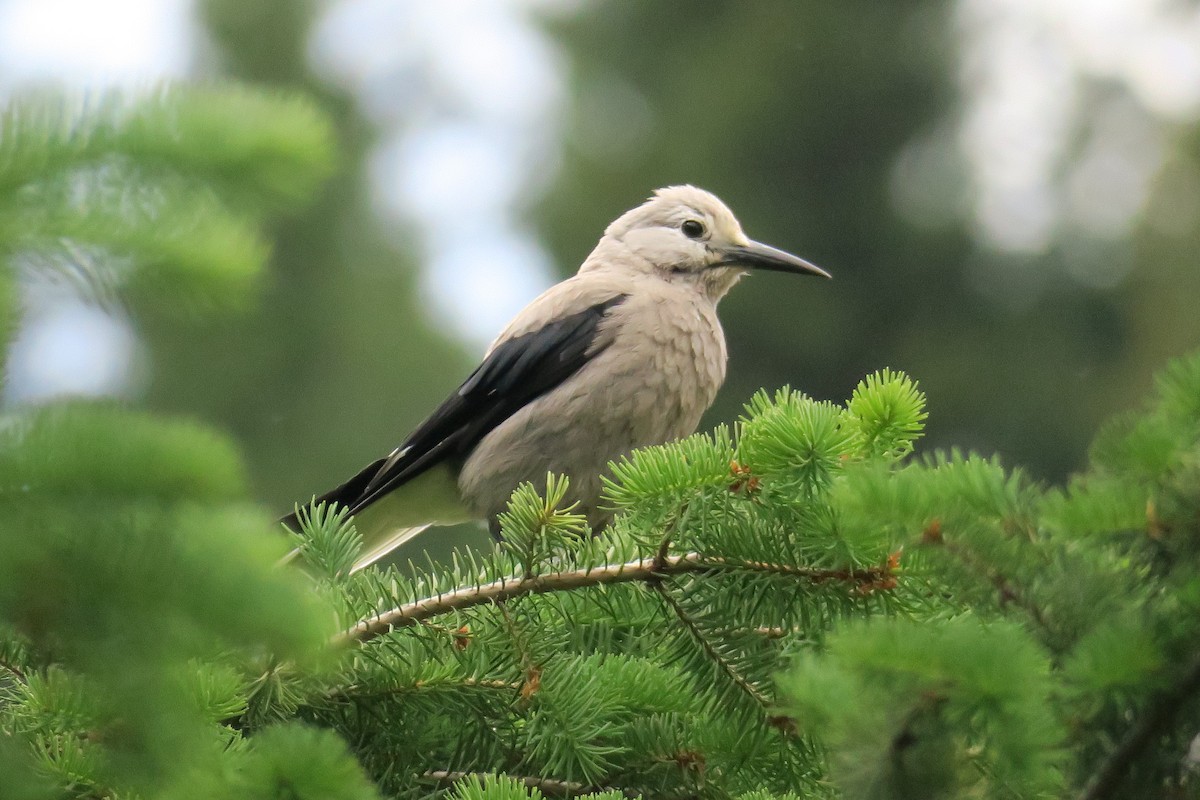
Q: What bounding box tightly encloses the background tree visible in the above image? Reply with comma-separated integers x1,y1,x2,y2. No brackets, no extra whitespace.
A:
140,0,472,518
0,85,383,798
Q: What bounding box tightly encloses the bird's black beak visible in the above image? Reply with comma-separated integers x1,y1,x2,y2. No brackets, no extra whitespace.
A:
718,240,831,279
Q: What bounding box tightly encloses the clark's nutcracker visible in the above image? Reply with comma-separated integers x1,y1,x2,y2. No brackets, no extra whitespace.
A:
283,186,830,569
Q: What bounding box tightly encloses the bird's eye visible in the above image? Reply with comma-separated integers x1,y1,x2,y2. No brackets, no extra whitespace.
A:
681,219,705,239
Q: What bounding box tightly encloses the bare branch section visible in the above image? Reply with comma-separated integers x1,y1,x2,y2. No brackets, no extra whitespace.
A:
339,553,891,645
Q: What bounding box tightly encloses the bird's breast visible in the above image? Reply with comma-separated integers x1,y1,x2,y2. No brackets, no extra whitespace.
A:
626,291,727,438
458,286,727,525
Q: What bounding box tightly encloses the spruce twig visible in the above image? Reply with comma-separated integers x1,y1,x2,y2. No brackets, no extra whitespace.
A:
652,582,774,713
338,553,893,644
925,532,1051,633
422,769,640,798
328,677,521,704
0,655,26,684
1078,650,1200,800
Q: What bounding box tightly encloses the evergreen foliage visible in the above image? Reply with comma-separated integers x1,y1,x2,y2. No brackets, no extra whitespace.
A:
0,85,346,798
2,84,1200,800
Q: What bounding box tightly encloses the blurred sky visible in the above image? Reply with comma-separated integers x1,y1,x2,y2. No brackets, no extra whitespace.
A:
0,0,572,403
2,0,1199,402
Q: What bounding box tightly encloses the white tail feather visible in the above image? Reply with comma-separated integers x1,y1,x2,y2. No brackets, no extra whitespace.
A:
350,524,433,572
276,524,434,572
281,464,471,572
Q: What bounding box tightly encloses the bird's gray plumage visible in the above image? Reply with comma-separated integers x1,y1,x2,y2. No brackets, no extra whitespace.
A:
283,185,829,569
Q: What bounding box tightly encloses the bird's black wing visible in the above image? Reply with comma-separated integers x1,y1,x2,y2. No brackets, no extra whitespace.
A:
282,294,628,528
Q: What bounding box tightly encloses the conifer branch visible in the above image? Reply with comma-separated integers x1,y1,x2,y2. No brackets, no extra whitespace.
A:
651,503,687,572
498,604,536,675
652,582,774,713
338,553,891,644
890,689,948,757
712,625,793,639
329,677,521,704
422,769,639,798
0,655,26,684
1078,649,1200,800
498,603,544,703
753,626,791,639
926,533,1050,633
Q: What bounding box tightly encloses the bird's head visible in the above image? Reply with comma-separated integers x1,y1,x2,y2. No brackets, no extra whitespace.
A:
584,185,830,299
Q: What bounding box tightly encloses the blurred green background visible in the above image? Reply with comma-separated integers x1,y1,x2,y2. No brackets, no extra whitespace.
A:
3,0,1198,515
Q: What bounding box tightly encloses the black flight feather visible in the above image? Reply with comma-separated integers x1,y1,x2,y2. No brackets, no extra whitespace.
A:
281,294,628,531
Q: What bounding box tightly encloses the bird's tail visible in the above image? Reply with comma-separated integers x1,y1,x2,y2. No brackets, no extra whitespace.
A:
279,463,471,571
278,455,389,535
279,518,435,571
350,524,433,572
277,456,391,567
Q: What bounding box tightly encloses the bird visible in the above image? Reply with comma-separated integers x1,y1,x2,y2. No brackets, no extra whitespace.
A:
282,186,830,570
